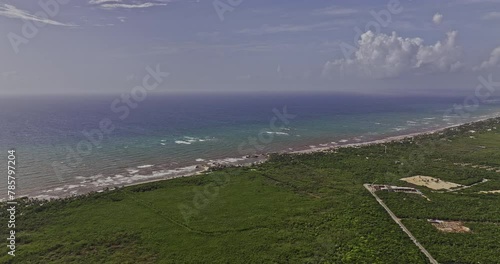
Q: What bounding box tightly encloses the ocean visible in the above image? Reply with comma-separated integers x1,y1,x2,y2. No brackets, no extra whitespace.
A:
1,93,500,200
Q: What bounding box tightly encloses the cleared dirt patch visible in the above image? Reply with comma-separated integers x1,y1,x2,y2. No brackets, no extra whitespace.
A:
400,176,462,190
428,220,471,233
479,190,500,194
453,163,500,173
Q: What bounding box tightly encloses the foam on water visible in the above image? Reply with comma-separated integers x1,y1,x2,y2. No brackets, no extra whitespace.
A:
265,131,290,135
175,136,217,145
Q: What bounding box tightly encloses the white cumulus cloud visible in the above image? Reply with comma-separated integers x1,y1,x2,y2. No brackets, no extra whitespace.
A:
323,31,463,79
433,12,443,25
474,46,500,71
481,12,500,20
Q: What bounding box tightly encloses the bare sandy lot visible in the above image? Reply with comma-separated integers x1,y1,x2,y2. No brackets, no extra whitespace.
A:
429,220,471,233
400,176,462,190
479,190,500,194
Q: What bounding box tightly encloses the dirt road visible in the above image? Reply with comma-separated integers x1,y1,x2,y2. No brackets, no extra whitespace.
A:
364,184,438,264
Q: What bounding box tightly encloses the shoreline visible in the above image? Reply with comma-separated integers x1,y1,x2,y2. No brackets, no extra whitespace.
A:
4,114,500,202
291,114,500,154
291,123,457,154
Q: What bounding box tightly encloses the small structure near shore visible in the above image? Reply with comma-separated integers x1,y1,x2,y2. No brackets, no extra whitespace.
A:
370,184,423,195
369,184,430,200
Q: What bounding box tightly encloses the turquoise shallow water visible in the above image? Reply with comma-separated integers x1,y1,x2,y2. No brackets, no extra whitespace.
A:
1,93,499,199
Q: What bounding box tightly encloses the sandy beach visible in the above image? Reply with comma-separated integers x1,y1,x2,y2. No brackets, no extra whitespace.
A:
290,118,486,154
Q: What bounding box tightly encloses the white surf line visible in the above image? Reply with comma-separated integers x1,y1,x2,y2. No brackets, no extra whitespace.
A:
363,184,439,264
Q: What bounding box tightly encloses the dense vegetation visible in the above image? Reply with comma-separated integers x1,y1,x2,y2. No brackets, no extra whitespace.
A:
1,118,500,263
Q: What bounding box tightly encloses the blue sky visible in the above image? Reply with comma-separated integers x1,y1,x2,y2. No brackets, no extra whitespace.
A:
1,0,500,95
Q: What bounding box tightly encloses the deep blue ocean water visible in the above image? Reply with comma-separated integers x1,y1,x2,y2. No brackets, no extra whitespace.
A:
1,93,500,199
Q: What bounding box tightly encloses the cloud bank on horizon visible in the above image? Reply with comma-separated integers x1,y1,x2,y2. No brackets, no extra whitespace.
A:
0,0,499,94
